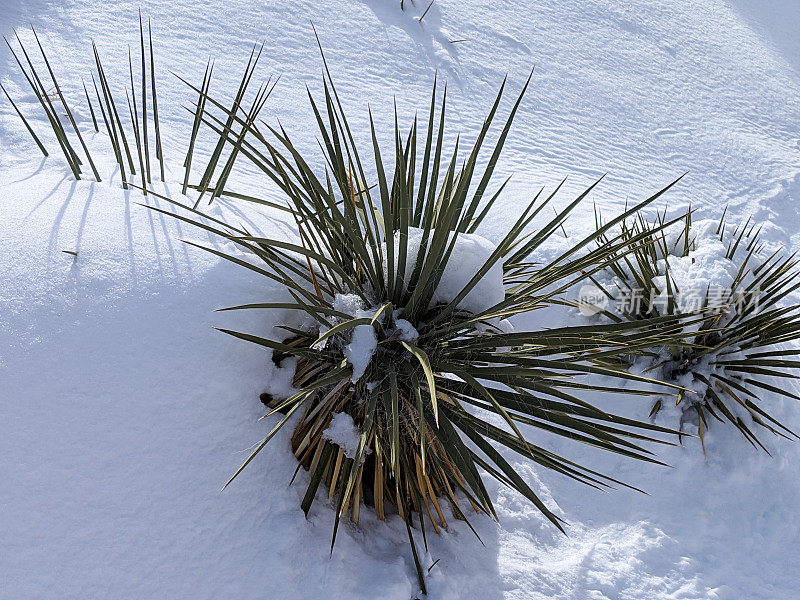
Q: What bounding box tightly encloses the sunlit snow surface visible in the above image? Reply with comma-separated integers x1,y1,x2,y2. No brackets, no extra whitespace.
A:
2,0,800,598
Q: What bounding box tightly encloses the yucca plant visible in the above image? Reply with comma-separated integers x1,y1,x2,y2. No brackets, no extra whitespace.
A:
590,210,800,451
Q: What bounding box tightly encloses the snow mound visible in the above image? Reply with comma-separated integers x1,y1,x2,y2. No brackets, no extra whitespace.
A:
332,294,379,382
390,227,504,315
660,219,740,315
390,310,419,342
322,412,365,460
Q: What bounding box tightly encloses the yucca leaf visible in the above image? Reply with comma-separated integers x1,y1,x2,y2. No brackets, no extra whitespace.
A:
0,81,48,156
401,341,438,425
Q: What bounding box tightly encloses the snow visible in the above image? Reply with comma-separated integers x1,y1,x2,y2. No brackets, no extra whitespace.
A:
330,293,380,382
3,0,800,599
264,354,300,400
662,220,740,313
322,412,365,460
390,312,419,342
332,292,368,318
346,319,378,382
391,226,505,314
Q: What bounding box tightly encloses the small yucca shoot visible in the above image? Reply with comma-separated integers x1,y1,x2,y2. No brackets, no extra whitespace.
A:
4,21,165,189
143,40,691,592
5,31,83,178
596,211,800,451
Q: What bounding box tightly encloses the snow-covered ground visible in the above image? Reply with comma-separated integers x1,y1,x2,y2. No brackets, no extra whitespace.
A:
2,1,800,598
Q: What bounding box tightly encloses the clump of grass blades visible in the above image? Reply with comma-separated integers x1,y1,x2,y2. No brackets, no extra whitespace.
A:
142,40,694,592
4,29,99,180
2,21,165,189
595,210,800,451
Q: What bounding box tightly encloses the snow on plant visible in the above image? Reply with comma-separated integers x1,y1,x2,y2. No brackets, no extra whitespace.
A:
587,211,800,450
140,40,697,592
